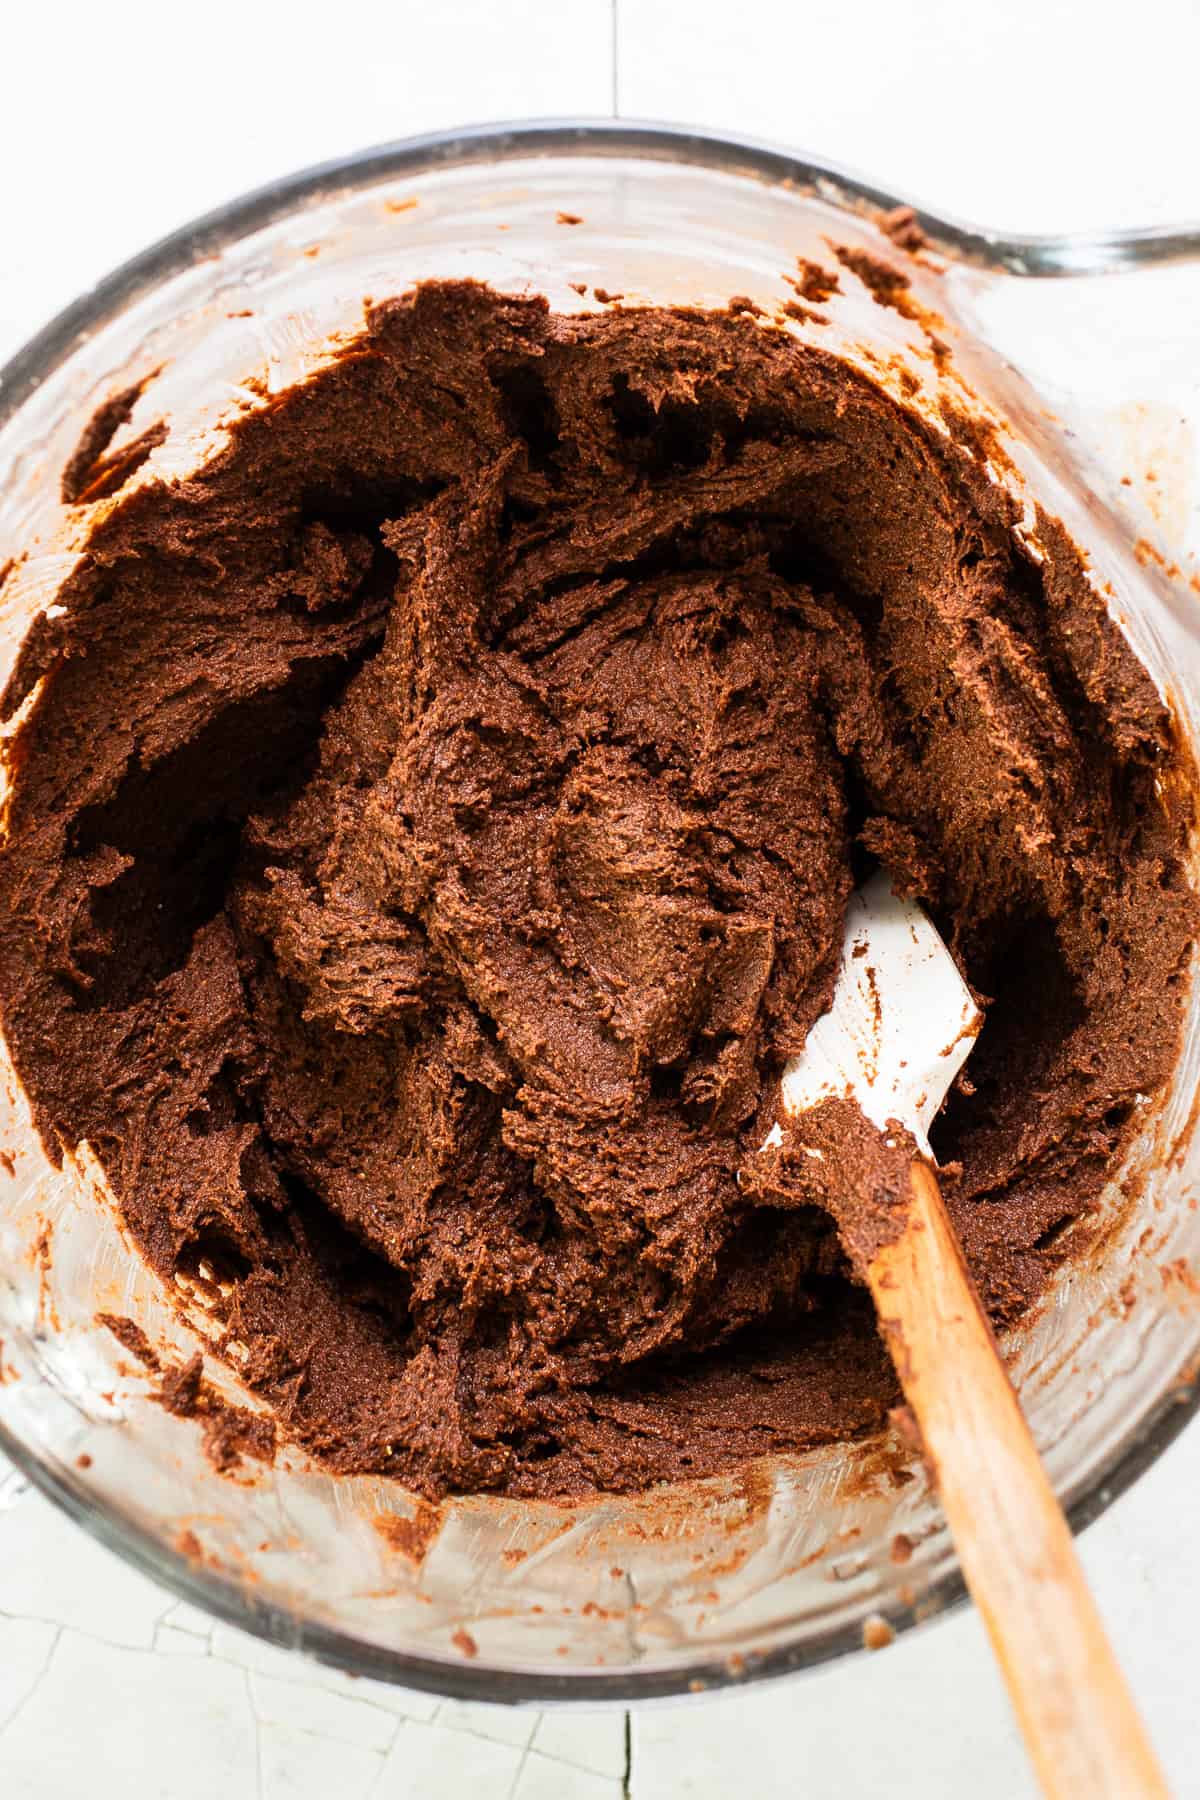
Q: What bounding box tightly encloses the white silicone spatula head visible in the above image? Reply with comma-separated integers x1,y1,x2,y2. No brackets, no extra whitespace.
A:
775,869,983,1155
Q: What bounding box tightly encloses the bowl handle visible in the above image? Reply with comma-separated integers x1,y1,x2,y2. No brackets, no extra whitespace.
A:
945,226,1200,573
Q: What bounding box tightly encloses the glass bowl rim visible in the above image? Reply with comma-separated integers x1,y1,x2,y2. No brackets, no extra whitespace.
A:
2,114,1199,1707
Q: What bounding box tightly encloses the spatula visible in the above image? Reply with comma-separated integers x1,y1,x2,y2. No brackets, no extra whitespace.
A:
775,870,1168,1800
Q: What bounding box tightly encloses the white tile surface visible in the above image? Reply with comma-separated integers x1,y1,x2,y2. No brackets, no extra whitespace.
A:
620,0,1200,235
635,1617,1039,1800
435,1697,540,1749
0,1481,168,1648
4,2,1200,1796
159,1599,218,1641
248,1673,399,1753
533,1710,629,1778
208,1619,440,1722
515,1754,624,1800
153,1625,210,1658
0,1630,258,1799
374,1720,525,1797
0,0,613,365
257,1721,383,1800
0,1616,60,1736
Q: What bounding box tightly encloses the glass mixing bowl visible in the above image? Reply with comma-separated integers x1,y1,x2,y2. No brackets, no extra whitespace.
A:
1,121,1199,1706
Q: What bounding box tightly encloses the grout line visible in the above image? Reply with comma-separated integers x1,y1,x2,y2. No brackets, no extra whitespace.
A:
506,1737,534,1800
515,1741,630,1783
366,1718,405,1800
435,1719,539,1756
0,1624,60,1738
0,1608,157,1656
622,1708,633,1800
244,1668,265,1800
611,0,620,117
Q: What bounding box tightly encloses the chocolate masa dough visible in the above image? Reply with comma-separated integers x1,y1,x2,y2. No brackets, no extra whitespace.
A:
0,281,1192,1499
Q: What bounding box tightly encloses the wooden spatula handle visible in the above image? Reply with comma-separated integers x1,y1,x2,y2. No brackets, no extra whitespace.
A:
867,1160,1168,1800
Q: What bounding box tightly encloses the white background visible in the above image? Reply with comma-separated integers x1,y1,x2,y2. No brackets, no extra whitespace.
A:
2,3,1200,1795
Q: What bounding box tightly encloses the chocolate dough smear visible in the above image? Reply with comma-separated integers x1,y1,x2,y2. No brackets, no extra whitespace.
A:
0,282,1193,1499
